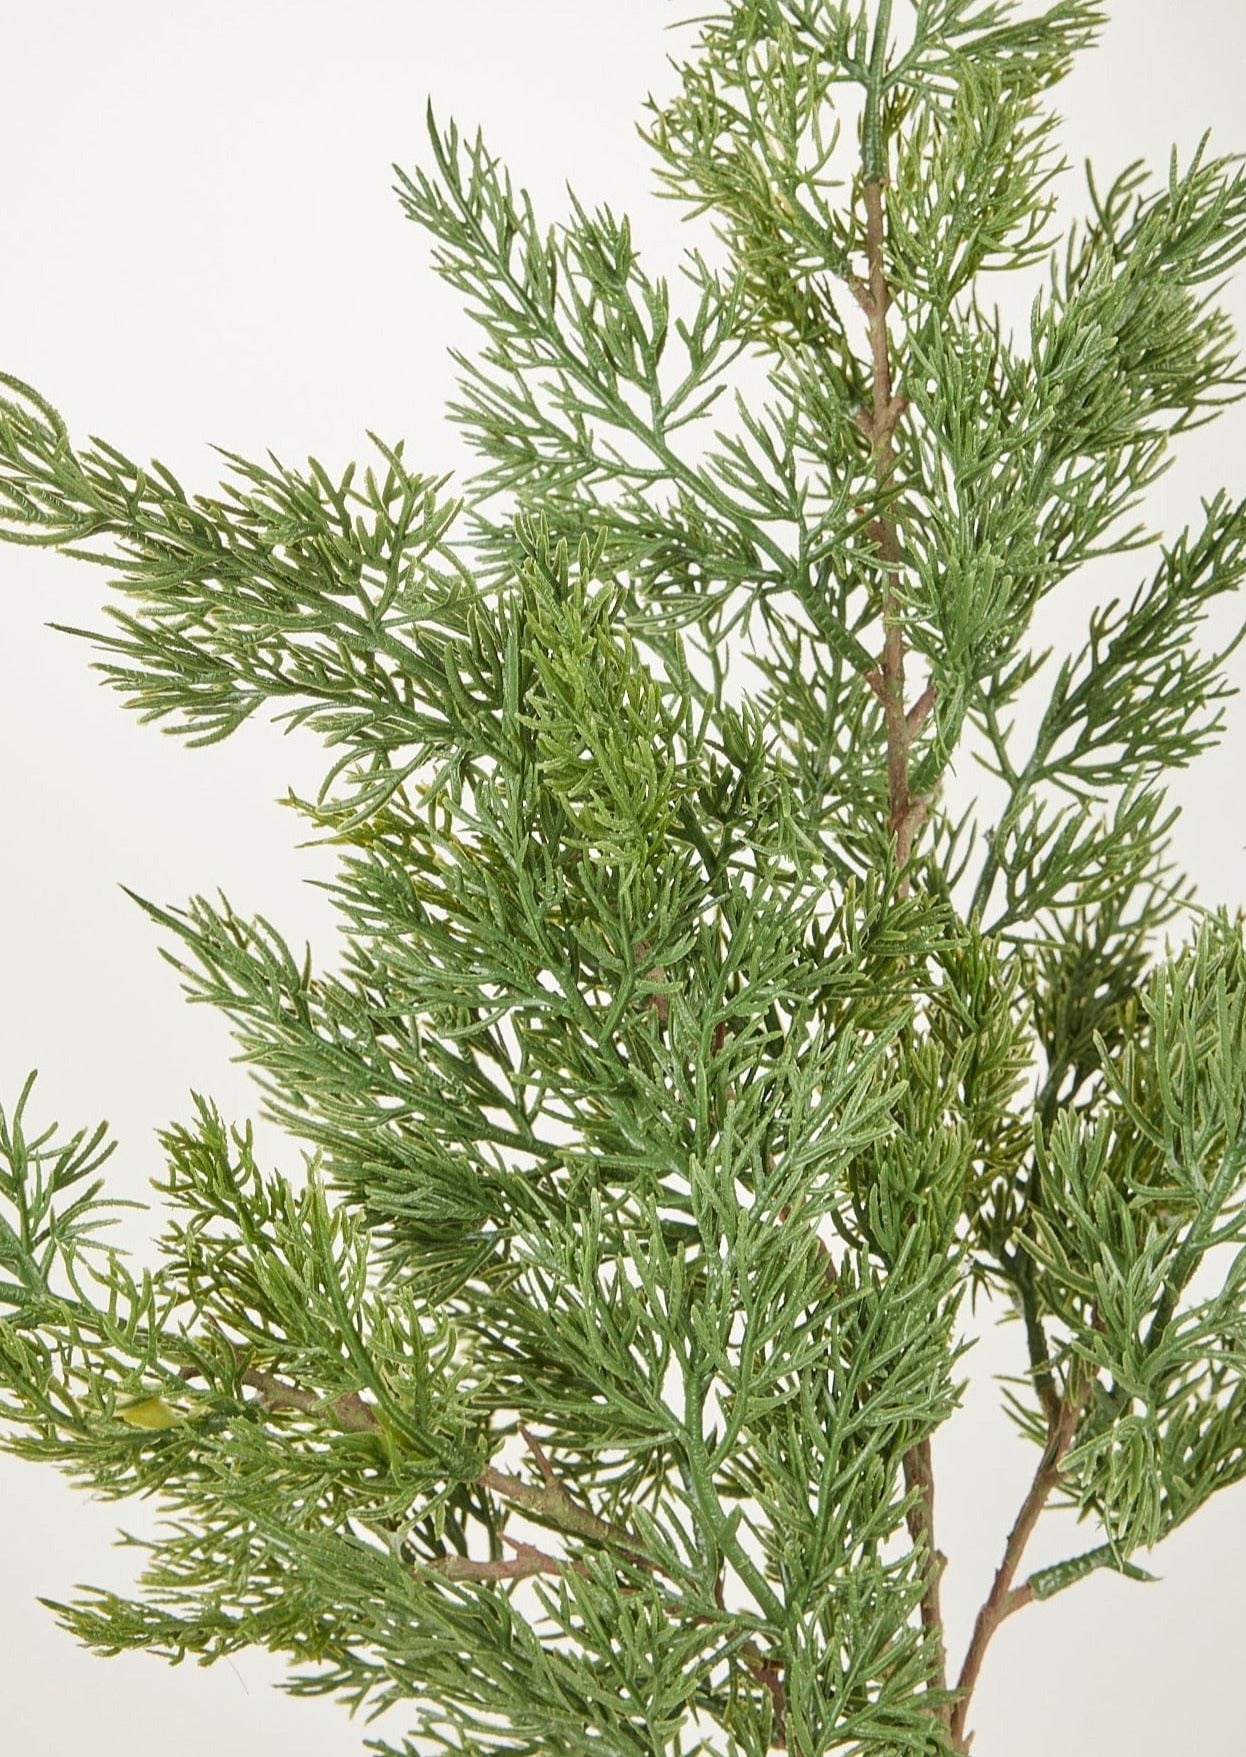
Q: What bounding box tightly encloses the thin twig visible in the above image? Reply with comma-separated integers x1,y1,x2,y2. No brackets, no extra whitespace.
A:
422,1536,591,1584
847,271,873,313
189,1326,386,1434
634,938,671,1025
519,1423,561,1490
949,1372,1094,1751
740,1639,789,1747
906,682,937,735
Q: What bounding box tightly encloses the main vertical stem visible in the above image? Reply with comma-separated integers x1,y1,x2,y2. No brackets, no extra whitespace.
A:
862,174,949,1725
864,182,913,865
863,180,923,876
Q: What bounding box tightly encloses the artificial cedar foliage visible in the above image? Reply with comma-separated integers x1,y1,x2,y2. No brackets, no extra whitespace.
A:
1,2,1245,1753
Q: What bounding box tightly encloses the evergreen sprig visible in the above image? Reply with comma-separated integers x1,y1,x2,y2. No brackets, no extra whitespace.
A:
3,3,1246,1753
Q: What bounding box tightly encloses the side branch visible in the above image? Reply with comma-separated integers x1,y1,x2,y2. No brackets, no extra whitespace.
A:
186,1349,792,1732
187,1349,666,1576
950,1375,1093,1751
422,1536,591,1584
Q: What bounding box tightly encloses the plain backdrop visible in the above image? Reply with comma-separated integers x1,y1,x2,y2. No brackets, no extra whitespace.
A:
2,4,1245,1754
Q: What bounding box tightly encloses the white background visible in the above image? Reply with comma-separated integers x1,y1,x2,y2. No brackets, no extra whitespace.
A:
2,3,1245,1753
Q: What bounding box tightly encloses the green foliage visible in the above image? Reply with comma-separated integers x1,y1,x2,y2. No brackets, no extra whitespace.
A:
3,2,1246,1754
1022,918,1246,1545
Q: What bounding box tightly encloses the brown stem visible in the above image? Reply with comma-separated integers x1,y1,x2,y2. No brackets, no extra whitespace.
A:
233,1359,383,1434
906,682,936,735
863,179,925,883
188,1343,670,1580
949,1376,1093,1751
634,938,671,1025
423,1536,591,1584
903,1436,949,1706
861,175,948,1721
476,1460,653,1566
519,1422,561,1490
864,185,903,832
740,1639,789,1747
